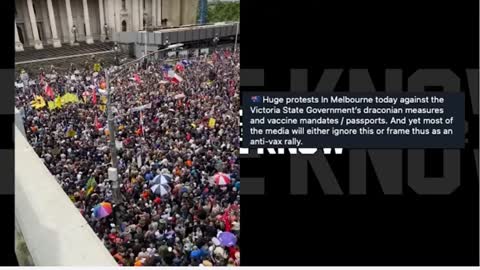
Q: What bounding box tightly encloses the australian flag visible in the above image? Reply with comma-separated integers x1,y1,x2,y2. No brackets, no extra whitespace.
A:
251,96,261,103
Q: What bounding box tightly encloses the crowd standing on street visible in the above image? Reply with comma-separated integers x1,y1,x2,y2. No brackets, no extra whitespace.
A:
15,49,240,266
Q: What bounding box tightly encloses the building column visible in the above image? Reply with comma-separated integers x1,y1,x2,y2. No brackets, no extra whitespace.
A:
15,21,24,52
139,0,144,30
98,0,106,41
151,0,156,27
65,0,75,45
132,0,139,31
157,0,162,26
26,0,43,49
46,0,62,47
106,0,116,33
114,0,121,33
82,0,94,44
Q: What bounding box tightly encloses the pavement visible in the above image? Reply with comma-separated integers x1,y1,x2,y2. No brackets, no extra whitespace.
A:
15,42,132,74
16,42,115,63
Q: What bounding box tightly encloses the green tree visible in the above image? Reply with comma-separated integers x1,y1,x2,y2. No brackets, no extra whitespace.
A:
207,1,240,23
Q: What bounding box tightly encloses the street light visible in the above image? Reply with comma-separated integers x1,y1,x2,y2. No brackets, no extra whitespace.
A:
213,35,219,50
104,43,183,204
72,25,77,43
104,23,109,40
234,21,239,53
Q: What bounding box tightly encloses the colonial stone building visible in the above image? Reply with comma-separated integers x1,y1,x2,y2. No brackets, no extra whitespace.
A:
15,0,199,51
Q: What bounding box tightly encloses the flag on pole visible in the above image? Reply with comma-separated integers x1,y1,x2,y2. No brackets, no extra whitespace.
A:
66,129,76,138
173,73,184,83
85,177,97,196
45,84,54,99
94,115,102,131
134,74,141,84
167,70,183,84
47,101,56,111
208,118,216,129
175,62,184,72
92,90,97,104
30,95,46,109
54,96,62,109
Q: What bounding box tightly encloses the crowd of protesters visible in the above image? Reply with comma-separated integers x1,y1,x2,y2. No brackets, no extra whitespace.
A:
15,48,240,266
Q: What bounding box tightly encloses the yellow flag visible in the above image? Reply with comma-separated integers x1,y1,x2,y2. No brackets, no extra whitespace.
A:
100,96,107,104
86,185,95,196
94,63,101,72
66,129,77,138
62,93,72,104
30,96,46,109
208,118,216,128
70,94,80,103
98,104,106,112
61,94,68,104
55,96,62,109
47,101,56,111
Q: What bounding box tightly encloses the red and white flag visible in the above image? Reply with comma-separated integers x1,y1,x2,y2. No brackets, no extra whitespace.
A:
175,63,184,72
171,73,184,84
92,89,97,104
45,84,54,99
134,74,141,84
94,115,102,131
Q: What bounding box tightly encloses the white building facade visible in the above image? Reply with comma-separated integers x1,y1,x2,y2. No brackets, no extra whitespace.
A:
15,0,199,51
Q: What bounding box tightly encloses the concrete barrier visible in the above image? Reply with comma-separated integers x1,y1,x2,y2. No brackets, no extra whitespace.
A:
15,126,117,266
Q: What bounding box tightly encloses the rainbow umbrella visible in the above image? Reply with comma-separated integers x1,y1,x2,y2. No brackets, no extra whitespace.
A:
93,202,113,219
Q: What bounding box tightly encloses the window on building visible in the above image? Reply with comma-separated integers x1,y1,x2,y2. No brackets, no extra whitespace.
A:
17,26,25,44
122,0,126,9
143,19,146,28
122,20,127,32
33,3,37,17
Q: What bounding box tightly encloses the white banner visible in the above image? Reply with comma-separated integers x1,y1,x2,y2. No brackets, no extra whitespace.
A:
129,103,152,113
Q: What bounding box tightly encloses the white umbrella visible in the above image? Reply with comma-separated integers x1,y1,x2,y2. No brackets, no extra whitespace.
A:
150,174,172,186
151,183,171,196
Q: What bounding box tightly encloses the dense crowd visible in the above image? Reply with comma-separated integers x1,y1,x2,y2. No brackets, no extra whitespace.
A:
15,49,240,266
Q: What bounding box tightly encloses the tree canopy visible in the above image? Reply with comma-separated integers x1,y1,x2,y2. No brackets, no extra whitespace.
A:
207,1,240,23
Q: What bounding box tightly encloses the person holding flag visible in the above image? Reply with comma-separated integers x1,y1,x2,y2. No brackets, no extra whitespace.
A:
92,87,97,104
85,176,97,196
94,115,102,131
45,84,55,99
